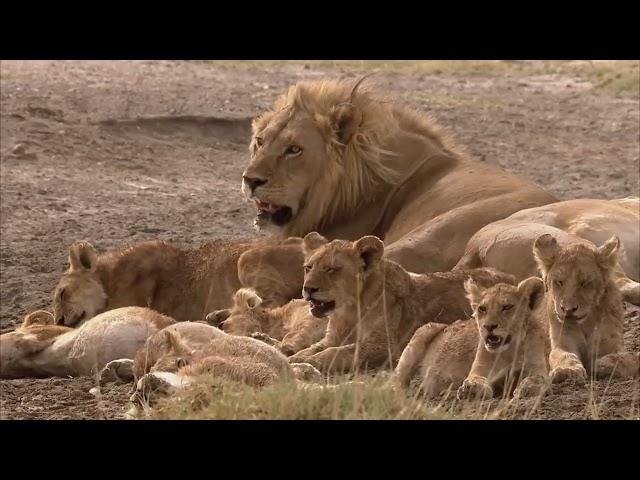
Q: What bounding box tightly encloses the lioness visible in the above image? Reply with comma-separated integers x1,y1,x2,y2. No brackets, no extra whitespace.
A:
241,77,556,274
206,288,328,356
129,321,322,412
533,234,639,383
455,198,640,305
287,232,515,374
52,236,304,327
394,277,548,400
0,307,174,379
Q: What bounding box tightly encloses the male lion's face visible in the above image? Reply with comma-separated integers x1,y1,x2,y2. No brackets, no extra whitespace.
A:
301,233,384,318
241,108,331,231
534,234,619,325
466,278,544,354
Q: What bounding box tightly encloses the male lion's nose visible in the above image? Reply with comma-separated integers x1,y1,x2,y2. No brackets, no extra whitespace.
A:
303,287,318,297
561,303,579,314
243,176,267,192
483,324,497,332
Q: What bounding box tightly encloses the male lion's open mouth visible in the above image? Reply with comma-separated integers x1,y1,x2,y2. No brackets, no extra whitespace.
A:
255,200,293,226
308,299,335,318
484,334,511,351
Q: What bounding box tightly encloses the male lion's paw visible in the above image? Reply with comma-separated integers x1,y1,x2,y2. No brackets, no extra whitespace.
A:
456,378,494,401
99,359,135,387
550,364,587,385
513,375,547,399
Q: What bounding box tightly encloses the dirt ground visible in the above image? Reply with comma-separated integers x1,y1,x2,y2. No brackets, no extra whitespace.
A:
1,60,638,420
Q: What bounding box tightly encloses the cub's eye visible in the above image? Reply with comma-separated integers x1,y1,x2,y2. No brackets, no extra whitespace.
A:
325,266,341,274
285,145,302,155
554,280,563,287
502,304,514,312
59,289,66,301
580,280,590,288
255,137,264,147
477,306,487,314
176,358,188,368
304,265,312,273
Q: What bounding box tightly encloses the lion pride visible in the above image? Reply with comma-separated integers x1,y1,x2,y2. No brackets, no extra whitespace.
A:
241,77,557,273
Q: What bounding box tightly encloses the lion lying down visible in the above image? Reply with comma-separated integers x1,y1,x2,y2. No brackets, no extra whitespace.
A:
455,198,640,305
394,234,639,401
205,288,328,356
0,307,174,380
52,236,304,327
287,232,515,374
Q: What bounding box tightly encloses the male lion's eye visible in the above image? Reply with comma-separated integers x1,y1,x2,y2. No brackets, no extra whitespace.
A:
555,280,563,287
304,265,312,273
326,266,341,274
502,304,513,312
59,289,66,301
286,145,302,155
478,306,487,314
255,137,264,147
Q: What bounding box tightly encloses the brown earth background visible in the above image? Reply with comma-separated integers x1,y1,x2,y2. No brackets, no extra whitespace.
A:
1,60,638,419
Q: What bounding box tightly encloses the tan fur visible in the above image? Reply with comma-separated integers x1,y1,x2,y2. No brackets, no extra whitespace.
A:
455,198,640,305
533,234,639,383
394,278,548,400
287,233,515,374
52,237,306,327
210,288,328,356
242,78,556,274
0,307,174,379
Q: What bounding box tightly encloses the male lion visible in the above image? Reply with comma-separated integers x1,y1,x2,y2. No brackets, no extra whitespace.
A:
287,232,515,374
206,288,328,356
241,77,556,274
0,307,174,380
394,278,548,401
533,234,639,383
52,236,304,327
455,198,640,305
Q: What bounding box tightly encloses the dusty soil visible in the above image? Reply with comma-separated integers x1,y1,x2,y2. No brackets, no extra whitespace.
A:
1,60,638,420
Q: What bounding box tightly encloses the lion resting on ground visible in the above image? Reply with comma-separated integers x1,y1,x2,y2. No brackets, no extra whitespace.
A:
128,321,322,413
52,236,304,327
241,77,556,274
287,233,515,374
0,307,174,379
533,234,639,383
454,198,640,305
394,277,548,400
206,288,328,356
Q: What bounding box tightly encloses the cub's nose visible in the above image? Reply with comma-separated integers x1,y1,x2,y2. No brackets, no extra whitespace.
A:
483,324,497,333
303,287,318,298
55,315,65,326
243,176,267,192
561,303,579,314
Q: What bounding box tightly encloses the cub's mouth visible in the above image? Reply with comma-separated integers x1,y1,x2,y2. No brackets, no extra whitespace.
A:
484,334,512,351
57,310,86,327
254,200,293,227
307,298,336,318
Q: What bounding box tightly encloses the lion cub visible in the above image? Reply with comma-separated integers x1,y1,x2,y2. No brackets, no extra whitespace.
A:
288,232,514,374
533,234,639,383
206,288,328,356
0,307,174,380
394,278,548,400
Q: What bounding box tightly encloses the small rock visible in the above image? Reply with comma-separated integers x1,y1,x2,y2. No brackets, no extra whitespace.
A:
12,143,26,155
303,64,310,70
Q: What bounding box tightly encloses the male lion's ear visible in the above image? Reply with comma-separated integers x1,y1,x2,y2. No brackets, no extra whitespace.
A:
234,288,263,310
68,241,97,272
517,277,545,311
205,309,231,327
330,104,363,145
596,236,620,271
302,232,328,256
464,278,483,310
353,236,384,271
533,234,560,276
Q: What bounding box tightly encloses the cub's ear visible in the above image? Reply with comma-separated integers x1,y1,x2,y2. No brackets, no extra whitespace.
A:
162,330,182,352
464,278,483,310
68,241,97,272
22,310,55,328
302,232,328,256
205,309,230,327
533,234,560,276
596,236,620,271
233,288,263,310
353,236,384,271
517,277,545,311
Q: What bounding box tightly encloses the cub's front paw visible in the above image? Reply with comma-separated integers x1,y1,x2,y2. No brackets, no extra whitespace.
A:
513,375,548,399
99,359,135,387
550,364,587,384
457,378,494,401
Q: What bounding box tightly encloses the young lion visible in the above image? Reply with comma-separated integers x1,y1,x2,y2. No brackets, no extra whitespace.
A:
52,236,304,327
533,234,639,383
394,278,548,400
206,288,328,356
129,321,321,412
288,232,515,374
0,307,174,380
